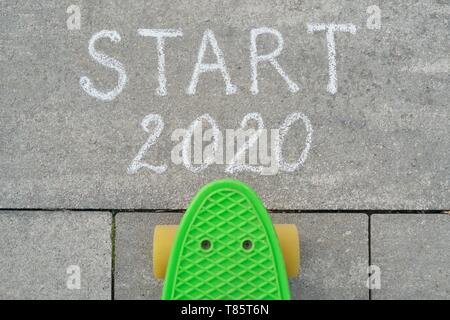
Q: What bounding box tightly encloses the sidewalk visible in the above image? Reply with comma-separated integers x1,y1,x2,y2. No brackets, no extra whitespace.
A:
0,211,448,300
1,0,449,300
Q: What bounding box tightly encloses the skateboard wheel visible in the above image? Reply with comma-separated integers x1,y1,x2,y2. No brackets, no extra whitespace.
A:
153,225,178,279
274,224,300,277
153,224,300,279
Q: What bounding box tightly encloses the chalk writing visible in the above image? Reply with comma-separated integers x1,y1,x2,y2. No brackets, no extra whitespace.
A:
250,27,300,95
226,112,266,174
81,23,364,100
80,30,127,101
187,29,237,95
307,23,357,94
128,112,313,175
138,29,183,96
276,112,313,172
128,113,167,174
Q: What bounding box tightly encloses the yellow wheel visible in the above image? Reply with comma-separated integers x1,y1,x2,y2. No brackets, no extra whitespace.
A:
275,224,300,277
153,224,300,278
153,225,178,279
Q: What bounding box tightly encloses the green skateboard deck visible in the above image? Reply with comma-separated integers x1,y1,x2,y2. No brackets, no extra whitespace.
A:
161,179,291,300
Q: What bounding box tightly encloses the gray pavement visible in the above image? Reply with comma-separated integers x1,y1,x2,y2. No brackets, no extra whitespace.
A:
0,211,448,299
371,214,450,300
283,214,368,300
0,211,112,300
114,212,369,300
1,0,449,209
0,0,449,300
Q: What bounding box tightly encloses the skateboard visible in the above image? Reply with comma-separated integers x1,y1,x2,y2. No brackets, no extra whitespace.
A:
153,179,300,300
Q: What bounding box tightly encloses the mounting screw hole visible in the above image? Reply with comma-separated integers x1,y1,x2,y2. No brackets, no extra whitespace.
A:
201,240,211,250
242,240,253,250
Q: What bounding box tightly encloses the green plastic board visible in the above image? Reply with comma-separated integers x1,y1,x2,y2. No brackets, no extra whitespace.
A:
162,179,290,300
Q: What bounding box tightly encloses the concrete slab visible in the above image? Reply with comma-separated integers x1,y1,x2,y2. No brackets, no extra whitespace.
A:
286,213,369,299
114,212,179,300
0,211,112,300
114,212,369,300
1,0,449,210
371,214,450,300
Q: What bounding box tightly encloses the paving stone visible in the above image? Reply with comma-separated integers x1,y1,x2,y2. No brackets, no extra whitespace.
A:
0,211,112,300
114,212,179,300
1,0,449,210
371,214,450,300
114,212,368,299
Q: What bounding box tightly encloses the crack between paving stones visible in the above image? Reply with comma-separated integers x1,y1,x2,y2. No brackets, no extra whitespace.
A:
111,211,117,301
368,213,372,300
0,208,447,214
